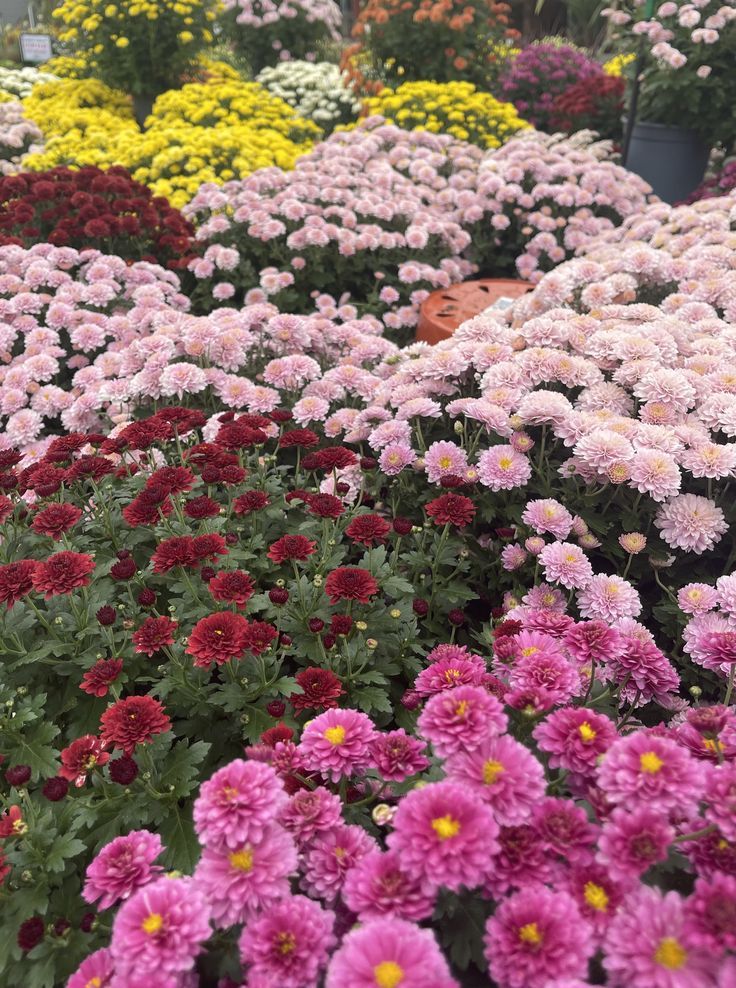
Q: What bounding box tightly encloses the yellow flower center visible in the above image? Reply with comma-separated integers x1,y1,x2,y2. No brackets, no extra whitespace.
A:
521,646,538,656
374,961,404,987
654,937,687,970
703,738,724,754
444,668,461,683
578,722,597,743
141,912,164,935
498,456,513,470
324,725,346,745
518,922,543,946
334,846,347,860
454,700,468,717
640,751,664,774
482,760,505,785
277,931,297,955
86,979,102,988
229,848,254,872
439,456,452,468
431,814,461,840
564,553,578,563
583,881,609,911
221,785,238,800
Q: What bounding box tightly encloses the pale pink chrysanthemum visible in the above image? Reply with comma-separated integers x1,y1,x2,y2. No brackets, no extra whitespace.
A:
501,543,528,571
521,499,574,540
619,532,647,554
573,430,635,470
539,542,594,590
445,734,546,826
655,493,728,554
522,584,566,612
603,887,719,988
83,830,164,910
681,442,736,480
158,363,208,399
628,449,681,502
379,441,415,476
424,441,469,484
715,573,736,616
576,575,642,622
193,759,287,850
477,445,532,491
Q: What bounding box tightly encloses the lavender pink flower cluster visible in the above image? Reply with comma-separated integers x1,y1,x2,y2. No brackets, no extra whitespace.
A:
184,120,652,328
69,619,736,987
0,101,43,176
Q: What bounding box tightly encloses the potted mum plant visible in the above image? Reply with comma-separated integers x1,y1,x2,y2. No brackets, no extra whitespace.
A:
606,0,736,202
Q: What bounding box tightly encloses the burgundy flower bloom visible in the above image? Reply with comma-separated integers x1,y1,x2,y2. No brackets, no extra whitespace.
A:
186,612,250,667
291,668,345,713
425,493,476,528
59,736,110,787
209,570,255,608
345,514,392,546
0,494,13,523
147,465,196,494
100,696,171,755
42,777,69,801
110,556,137,580
184,496,221,519
192,533,228,563
307,494,345,519
31,551,95,597
279,429,320,449
0,560,37,609
109,756,139,785
311,447,358,470
17,917,45,952
80,659,124,698
244,620,278,656
267,535,317,564
30,503,83,540
324,567,379,605
233,490,270,515
5,764,31,787
151,536,198,573
269,587,289,605
132,616,178,656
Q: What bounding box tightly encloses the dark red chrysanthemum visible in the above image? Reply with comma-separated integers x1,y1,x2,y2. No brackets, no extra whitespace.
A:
216,421,268,449
290,667,345,713
331,613,353,635
232,490,270,515
310,447,359,471
266,700,286,718
151,536,198,573
425,493,476,528
31,551,95,598
96,605,116,626
267,534,317,564
5,764,31,786
324,567,379,604
30,503,83,540
100,696,171,755
0,560,37,609
108,756,139,785
65,455,115,484
307,493,345,519
186,611,250,667
494,619,524,639
193,533,228,563
0,495,14,523
154,407,206,434
132,616,178,656
17,916,45,952
261,723,293,746
208,570,255,608
59,735,110,787
122,490,174,526
345,514,391,546
184,495,221,519
80,658,123,698
42,777,69,801
243,620,278,656
147,465,196,495
278,428,320,449
110,556,137,580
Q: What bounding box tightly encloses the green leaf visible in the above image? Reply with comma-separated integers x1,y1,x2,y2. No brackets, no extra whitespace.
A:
352,685,394,714
46,833,87,874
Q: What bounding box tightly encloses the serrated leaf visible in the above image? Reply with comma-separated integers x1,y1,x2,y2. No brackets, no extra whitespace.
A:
46,834,87,873
351,685,394,714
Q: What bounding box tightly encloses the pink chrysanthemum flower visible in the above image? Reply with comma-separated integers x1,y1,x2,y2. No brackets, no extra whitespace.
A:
522,584,566,612
387,780,499,892
238,894,335,988
193,759,287,850
677,582,719,615
606,636,680,704
655,493,728,555
576,575,642,623
539,542,594,590
684,874,736,955
597,805,674,883
83,830,163,910
413,654,487,696
109,877,211,980
379,442,415,476
597,732,706,814
703,764,736,842
486,823,554,898
532,798,597,866
477,445,532,491
425,643,479,665
715,573,736,615
563,621,624,666
509,648,581,705
628,449,681,502
193,825,297,927
342,848,435,922
501,543,528,571
298,709,377,782
484,886,594,988
445,734,546,827
534,707,617,776
370,729,429,782
603,887,719,988
521,499,574,540
417,685,508,758
68,948,114,988
564,863,625,939
279,786,343,846
424,441,469,484
325,918,458,988
302,823,377,901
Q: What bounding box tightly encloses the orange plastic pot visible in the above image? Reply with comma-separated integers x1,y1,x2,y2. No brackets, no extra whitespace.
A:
416,279,533,345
